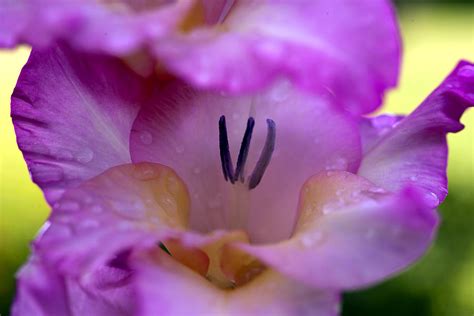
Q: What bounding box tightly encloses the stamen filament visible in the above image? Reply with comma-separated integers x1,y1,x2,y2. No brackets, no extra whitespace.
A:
248,119,276,190
219,115,235,183
234,117,255,182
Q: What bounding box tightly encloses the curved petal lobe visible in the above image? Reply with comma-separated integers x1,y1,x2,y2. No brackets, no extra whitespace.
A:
12,45,145,204
134,249,340,316
35,163,190,276
358,60,474,206
154,0,401,114
12,255,133,316
0,0,195,54
237,171,438,290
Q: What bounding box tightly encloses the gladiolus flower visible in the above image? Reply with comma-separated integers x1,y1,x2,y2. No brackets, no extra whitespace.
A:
0,0,401,114
10,46,473,315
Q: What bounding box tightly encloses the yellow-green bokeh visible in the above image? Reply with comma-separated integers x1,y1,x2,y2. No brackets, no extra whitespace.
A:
0,5,473,315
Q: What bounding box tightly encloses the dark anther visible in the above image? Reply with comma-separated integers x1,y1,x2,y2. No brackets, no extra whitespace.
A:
159,242,171,256
219,115,235,183
218,116,276,189
234,117,255,182
248,119,276,190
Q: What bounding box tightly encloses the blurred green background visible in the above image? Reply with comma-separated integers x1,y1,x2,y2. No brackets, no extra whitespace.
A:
0,2,473,316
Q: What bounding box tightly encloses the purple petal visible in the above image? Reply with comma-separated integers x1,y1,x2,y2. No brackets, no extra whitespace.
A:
358,61,474,206
12,255,133,316
133,250,340,316
153,0,401,114
0,0,194,54
130,81,361,243
12,45,145,204
237,171,438,290
2,0,400,114
34,162,265,291
11,256,70,316
35,163,191,277
359,114,404,154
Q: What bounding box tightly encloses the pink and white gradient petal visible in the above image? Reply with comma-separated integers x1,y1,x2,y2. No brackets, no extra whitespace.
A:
237,171,438,290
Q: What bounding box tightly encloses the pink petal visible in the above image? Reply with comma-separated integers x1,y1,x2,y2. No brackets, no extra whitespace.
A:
12,255,133,316
359,114,404,154
153,0,401,114
34,162,323,306
0,0,195,54
133,249,340,316
12,45,145,204
237,171,438,290
34,162,255,289
358,60,474,206
130,81,361,243
2,0,400,113
35,163,191,277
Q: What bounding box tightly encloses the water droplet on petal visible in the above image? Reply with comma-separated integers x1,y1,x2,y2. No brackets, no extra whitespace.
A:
325,171,336,177
159,195,178,216
78,219,100,230
166,175,180,195
270,80,291,102
139,131,153,145
54,214,71,224
175,145,185,154
458,65,474,78
90,204,103,213
56,149,74,161
325,157,348,170
322,202,337,214
76,148,94,163
30,164,64,183
425,192,439,207
368,187,386,194
409,175,418,182
57,200,80,212
133,164,158,180
300,231,323,247
193,167,201,174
